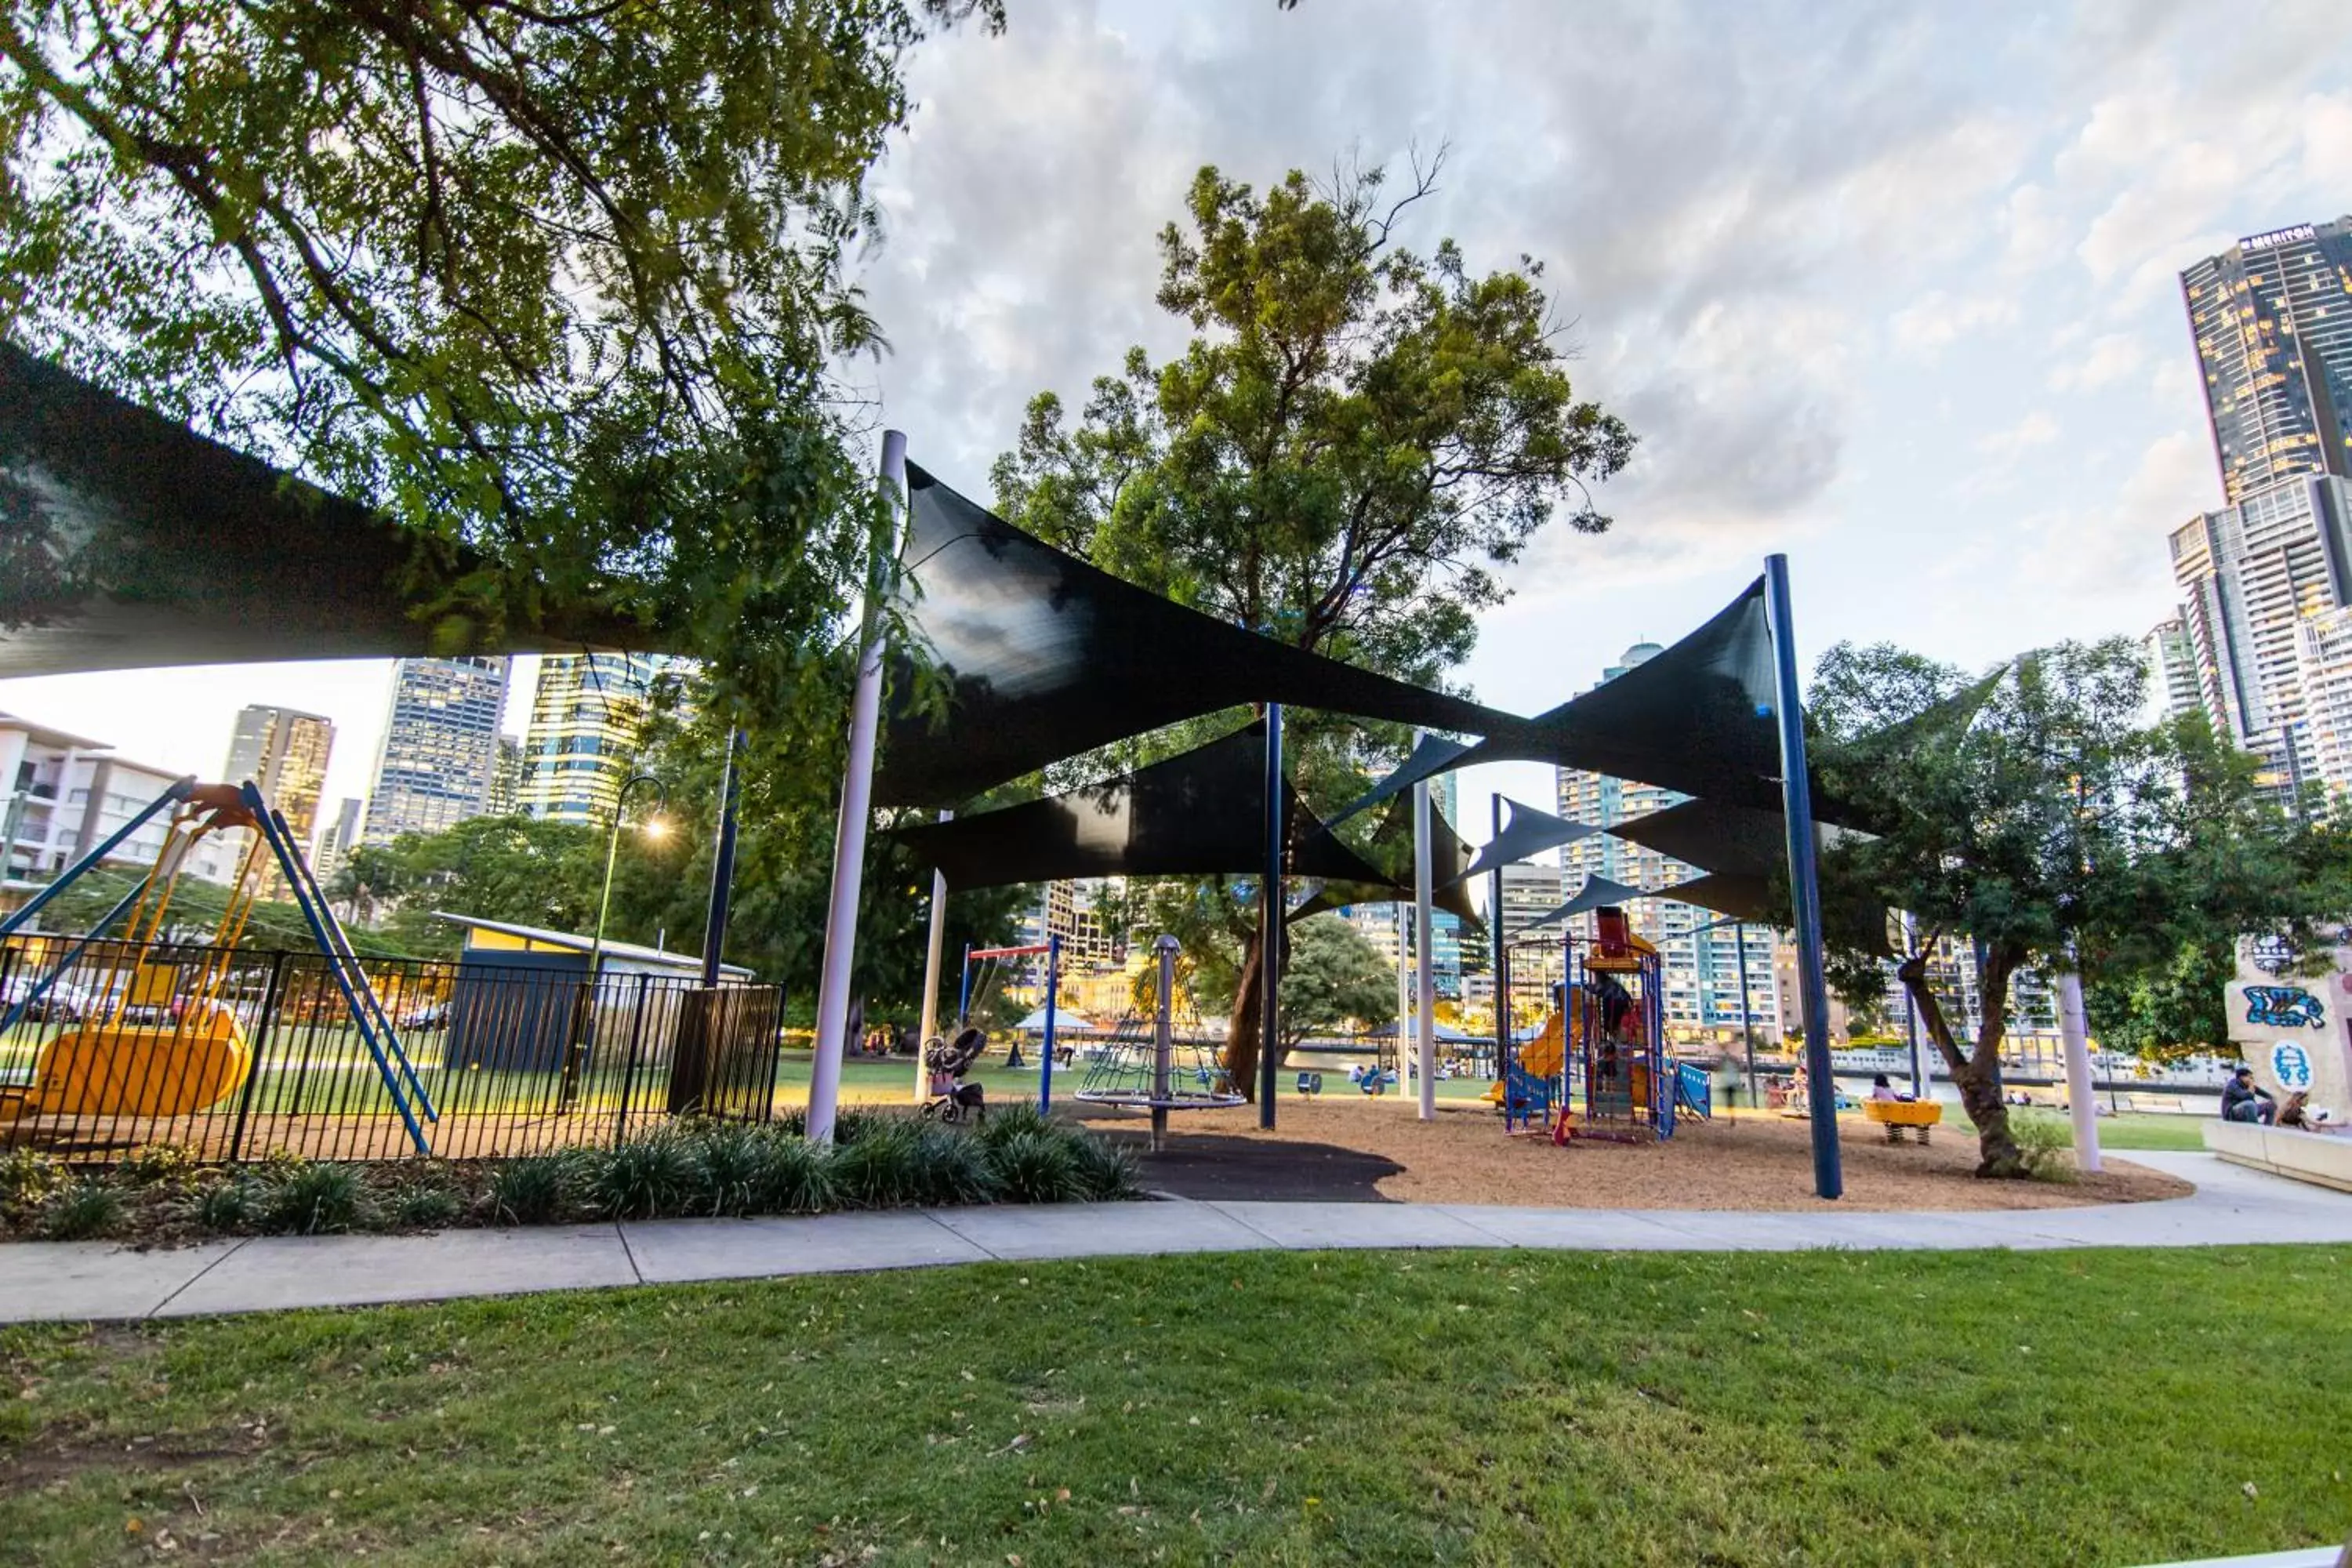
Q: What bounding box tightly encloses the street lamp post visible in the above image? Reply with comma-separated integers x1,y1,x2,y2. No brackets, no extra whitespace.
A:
564,773,666,1109
591,773,670,983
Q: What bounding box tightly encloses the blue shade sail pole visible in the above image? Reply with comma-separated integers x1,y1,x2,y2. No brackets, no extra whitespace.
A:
808,429,906,1145
0,777,194,941
1259,704,1283,1128
1414,739,1436,1120
1490,793,1506,1085
957,942,974,1026
1040,935,1061,1113
1764,554,1842,1200
700,728,744,988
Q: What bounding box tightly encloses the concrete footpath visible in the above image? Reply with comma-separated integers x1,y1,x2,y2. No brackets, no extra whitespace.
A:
3,1151,2347,1325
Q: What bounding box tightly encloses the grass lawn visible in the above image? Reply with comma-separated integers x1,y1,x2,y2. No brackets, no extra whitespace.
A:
2087,1111,2216,1152
5,1248,2347,1566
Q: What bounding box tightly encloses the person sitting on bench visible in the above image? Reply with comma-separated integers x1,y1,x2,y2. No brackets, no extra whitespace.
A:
2221,1068,2277,1125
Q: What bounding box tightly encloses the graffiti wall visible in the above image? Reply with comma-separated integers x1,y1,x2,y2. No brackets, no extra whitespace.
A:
2226,935,2352,1121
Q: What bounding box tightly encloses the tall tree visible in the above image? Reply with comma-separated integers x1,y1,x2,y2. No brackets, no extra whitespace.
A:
0,0,999,722
992,152,1633,1094
1277,915,1396,1049
1810,640,2349,1175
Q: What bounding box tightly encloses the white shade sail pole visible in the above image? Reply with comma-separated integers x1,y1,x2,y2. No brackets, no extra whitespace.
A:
2059,965,2102,1174
808,429,905,1145
916,809,952,1104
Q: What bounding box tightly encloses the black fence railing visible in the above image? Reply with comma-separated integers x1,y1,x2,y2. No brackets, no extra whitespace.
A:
0,938,785,1167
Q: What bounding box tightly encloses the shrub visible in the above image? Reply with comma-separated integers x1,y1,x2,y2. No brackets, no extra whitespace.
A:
0,1149,64,1217
185,1175,261,1234
971,1102,1054,1152
757,1134,839,1214
589,1129,704,1220
833,1117,925,1208
2009,1111,2078,1182
263,1161,371,1235
909,1125,1000,1207
692,1122,775,1218
390,1181,463,1230
1069,1134,1142,1201
485,1154,575,1226
114,1143,201,1188
986,1128,1084,1204
38,1178,126,1240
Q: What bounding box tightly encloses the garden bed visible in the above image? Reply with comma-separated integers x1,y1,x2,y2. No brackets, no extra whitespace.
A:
0,1109,1139,1247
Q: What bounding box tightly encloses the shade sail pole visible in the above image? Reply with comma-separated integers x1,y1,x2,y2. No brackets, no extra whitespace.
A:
808,428,905,1145
1414,734,1437,1121
1764,553,1842,1200
2060,962,2102,1174
916,808,952,1105
1490,793,1506,1083
700,728,744,988
1259,703,1283,1128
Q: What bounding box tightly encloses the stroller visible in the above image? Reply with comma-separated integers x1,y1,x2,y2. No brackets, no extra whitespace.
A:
921,1025,989,1124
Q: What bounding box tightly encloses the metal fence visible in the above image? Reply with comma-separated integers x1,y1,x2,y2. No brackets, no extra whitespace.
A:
0,938,786,1167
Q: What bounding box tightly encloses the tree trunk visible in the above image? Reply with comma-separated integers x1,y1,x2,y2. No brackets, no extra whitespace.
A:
1223,931,1265,1103
1898,951,2026,1178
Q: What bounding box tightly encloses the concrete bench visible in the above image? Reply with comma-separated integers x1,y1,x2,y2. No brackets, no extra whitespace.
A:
2203,1119,2352,1194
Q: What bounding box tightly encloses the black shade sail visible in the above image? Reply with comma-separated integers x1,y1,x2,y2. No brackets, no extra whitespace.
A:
1288,793,1479,923
1662,873,1891,956
0,343,652,676
875,466,1526,808
1515,875,1650,934
1606,798,1864,880
887,721,1399,891
1461,580,1784,808
1454,797,1598,887
1329,731,1474,825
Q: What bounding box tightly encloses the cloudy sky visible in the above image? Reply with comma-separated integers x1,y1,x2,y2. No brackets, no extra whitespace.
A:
6,0,2351,838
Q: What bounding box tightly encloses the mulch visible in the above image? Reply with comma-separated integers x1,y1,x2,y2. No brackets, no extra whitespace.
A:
1068,1098,2192,1210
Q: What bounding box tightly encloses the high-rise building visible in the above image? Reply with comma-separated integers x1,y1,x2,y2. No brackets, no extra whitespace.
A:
1554,643,1777,1042
2294,606,2352,797
314,797,365,887
517,654,677,825
486,736,524,816
2168,470,2352,785
361,657,509,846
3,715,245,897
2181,218,2352,505
2143,615,2205,722
1043,878,1123,969
223,706,332,887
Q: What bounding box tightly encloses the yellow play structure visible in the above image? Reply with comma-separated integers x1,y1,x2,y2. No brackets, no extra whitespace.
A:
1,784,267,1123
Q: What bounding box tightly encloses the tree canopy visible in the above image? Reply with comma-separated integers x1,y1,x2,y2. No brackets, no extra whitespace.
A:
0,0,996,721
1809,638,2351,1175
1278,914,1396,1048
990,152,1632,1094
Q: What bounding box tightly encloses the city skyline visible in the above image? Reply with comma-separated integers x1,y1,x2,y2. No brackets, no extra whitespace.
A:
2161,216,2352,791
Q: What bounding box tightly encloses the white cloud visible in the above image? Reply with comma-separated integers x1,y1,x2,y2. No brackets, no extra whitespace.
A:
1891,291,2022,359
1976,411,2062,459
2049,331,2150,393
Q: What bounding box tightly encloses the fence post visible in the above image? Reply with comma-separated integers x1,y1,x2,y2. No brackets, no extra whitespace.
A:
225,951,289,1165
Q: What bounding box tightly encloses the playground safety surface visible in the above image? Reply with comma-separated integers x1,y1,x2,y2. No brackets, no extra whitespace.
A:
1072,1098,2194,1210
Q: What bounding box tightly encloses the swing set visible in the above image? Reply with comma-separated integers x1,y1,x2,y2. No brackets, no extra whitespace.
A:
0,779,437,1153
950,936,1062,1109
